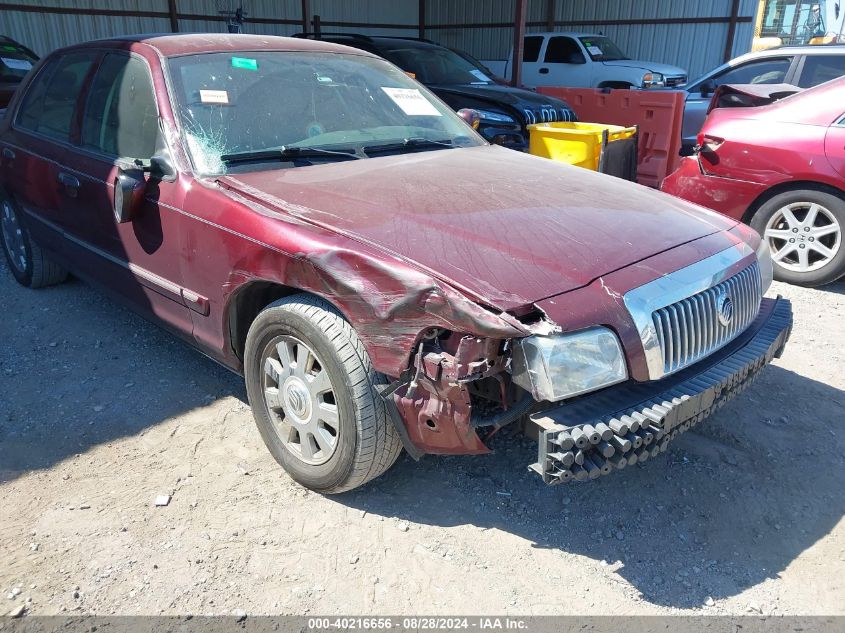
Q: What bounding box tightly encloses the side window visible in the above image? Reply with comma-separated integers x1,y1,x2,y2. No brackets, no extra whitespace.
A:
714,57,792,86
544,37,586,64
523,36,543,63
798,55,845,88
16,52,96,141
81,54,158,159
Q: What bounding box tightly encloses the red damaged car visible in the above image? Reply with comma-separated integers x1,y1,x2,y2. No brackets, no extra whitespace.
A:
0,35,792,492
663,78,845,287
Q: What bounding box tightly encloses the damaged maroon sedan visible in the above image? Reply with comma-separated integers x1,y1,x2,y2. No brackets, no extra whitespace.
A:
0,35,792,492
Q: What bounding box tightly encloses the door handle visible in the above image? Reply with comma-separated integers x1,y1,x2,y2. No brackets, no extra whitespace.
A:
539,67,550,74
57,172,80,197
1,147,14,160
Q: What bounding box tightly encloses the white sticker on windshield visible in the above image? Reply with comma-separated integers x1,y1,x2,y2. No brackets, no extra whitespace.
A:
199,89,229,104
1,57,32,71
381,87,441,116
469,69,491,82
587,46,603,56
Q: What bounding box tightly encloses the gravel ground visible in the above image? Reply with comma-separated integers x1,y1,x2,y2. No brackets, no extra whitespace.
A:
1,258,844,617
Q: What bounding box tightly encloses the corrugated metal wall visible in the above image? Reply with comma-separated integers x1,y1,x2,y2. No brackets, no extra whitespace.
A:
0,0,418,56
1,0,756,79
426,0,759,81
1,1,172,55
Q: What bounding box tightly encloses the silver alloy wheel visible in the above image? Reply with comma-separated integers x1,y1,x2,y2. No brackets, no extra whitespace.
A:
764,201,841,273
1,200,27,273
261,335,340,466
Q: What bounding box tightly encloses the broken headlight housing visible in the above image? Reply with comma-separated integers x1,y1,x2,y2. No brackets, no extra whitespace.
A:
510,327,628,402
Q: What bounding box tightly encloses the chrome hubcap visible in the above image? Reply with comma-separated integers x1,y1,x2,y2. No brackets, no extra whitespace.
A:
764,202,841,273
262,335,339,466
1,200,27,273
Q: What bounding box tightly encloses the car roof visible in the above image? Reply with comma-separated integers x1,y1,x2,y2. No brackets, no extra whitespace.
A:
50,33,373,58
523,32,603,38
733,43,845,62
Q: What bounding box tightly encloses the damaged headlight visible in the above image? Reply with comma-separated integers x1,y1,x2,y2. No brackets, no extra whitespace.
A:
757,238,774,294
510,327,628,402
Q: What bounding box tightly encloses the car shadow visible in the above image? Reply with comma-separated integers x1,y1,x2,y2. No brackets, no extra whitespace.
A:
814,278,845,296
333,364,845,610
0,268,245,484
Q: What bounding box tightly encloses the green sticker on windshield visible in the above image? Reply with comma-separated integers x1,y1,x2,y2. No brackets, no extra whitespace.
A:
231,57,258,70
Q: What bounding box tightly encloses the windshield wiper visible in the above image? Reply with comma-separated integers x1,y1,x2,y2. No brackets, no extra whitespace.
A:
363,137,456,155
220,145,361,165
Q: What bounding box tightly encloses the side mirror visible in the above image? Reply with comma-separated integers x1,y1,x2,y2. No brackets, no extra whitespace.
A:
700,80,716,97
149,151,176,181
457,108,481,130
113,167,146,224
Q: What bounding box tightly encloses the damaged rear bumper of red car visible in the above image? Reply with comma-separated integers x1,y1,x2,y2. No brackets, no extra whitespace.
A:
527,297,792,484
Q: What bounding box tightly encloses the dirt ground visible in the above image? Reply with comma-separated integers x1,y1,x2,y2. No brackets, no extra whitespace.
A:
1,258,843,617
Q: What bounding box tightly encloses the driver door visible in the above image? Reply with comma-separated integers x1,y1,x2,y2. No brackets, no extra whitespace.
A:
64,51,193,334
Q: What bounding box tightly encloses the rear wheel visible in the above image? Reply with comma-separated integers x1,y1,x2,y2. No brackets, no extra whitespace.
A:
1,196,68,288
750,189,845,287
244,294,402,493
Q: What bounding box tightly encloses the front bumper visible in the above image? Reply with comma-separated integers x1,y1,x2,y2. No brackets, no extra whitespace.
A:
528,297,792,484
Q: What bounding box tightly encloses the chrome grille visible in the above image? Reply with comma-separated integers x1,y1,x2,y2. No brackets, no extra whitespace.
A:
523,106,575,125
652,262,762,375
665,75,687,87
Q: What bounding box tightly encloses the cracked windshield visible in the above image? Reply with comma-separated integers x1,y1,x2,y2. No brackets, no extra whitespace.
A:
168,51,483,174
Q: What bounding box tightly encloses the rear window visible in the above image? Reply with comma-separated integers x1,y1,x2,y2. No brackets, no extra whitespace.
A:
798,55,845,88
16,52,96,141
522,36,543,63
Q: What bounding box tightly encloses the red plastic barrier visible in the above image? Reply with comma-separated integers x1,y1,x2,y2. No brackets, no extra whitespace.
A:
537,87,685,188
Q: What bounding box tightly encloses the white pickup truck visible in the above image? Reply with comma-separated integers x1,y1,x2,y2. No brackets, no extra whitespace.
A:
483,32,687,89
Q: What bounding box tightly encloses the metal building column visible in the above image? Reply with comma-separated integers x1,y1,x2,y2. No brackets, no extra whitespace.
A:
419,0,426,39
511,0,527,87
723,0,741,61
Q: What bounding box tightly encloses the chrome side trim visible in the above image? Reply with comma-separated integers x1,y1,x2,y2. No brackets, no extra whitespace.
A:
623,242,757,380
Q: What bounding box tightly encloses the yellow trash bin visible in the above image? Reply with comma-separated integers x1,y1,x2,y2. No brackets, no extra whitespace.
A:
527,122,637,172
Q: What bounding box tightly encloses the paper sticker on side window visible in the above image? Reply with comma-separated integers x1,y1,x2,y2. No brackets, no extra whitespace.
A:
381,87,441,116
587,46,603,56
199,89,229,104
1,57,32,71
469,69,491,82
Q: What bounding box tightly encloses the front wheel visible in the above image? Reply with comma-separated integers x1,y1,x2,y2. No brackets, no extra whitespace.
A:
750,189,845,287
244,294,402,493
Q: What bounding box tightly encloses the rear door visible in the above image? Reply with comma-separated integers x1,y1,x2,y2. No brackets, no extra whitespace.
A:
518,35,546,86
682,56,797,149
1,51,99,256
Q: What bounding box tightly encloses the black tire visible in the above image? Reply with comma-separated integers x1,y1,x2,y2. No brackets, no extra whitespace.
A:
1,195,68,288
244,293,402,493
750,189,845,287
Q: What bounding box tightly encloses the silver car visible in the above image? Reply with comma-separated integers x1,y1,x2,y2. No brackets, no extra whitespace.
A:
680,44,845,153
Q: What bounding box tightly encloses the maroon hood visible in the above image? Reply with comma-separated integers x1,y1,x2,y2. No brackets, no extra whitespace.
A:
220,145,736,310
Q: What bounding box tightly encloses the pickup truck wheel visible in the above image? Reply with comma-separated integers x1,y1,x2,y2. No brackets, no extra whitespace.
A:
751,189,845,287
244,294,402,493
1,196,68,288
